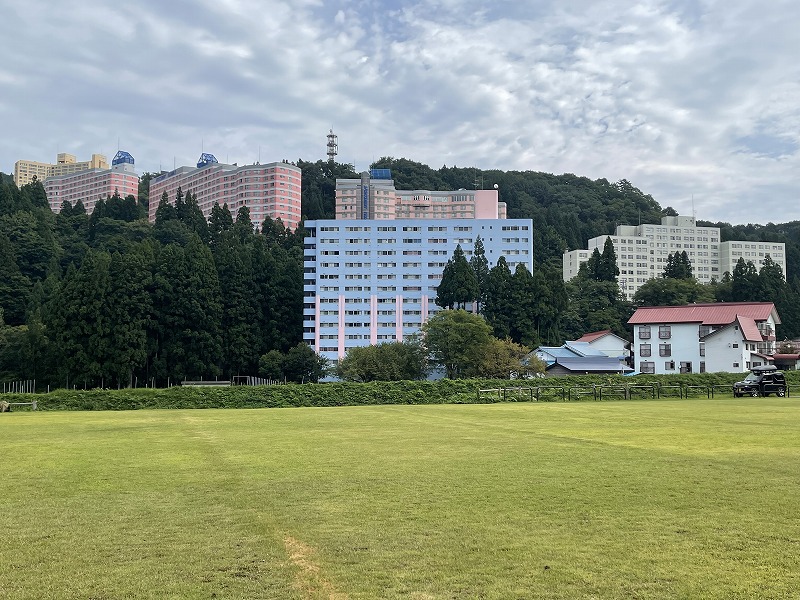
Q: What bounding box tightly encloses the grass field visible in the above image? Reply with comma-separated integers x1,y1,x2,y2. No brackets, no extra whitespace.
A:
2,397,799,599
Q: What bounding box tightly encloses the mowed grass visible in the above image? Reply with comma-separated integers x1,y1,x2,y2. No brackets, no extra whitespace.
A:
2,398,800,599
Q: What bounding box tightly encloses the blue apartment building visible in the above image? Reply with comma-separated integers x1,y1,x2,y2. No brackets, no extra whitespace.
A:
303,218,535,362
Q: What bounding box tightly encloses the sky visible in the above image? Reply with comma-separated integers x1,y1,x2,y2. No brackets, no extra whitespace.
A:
1,0,799,225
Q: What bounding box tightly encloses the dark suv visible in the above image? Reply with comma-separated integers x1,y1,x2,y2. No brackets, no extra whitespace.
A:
733,366,787,397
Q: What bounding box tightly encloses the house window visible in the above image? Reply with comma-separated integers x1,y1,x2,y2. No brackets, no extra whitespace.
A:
699,325,711,337
659,343,671,357
733,362,740,368
700,362,706,373
680,361,692,374
699,344,705,357
639,326,651,340
640,361,655,374
732,343,739,348
665,361,675,370
640,344,651,357
659,325,671,339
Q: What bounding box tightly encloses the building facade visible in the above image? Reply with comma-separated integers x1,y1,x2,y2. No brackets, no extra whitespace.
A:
15,152,108,187
335,170,507,220
44,151,138,214
303,219,533,362
148,155,302,231
628,302,780,374
563,216,786,300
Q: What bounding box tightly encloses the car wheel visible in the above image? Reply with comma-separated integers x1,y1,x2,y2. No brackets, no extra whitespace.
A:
751,391,759,397
777,389,786,397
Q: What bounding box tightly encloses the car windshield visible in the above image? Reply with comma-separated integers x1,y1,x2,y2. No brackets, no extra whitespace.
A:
743,373,761,382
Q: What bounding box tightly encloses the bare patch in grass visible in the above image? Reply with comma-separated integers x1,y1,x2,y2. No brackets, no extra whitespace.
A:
284,535,348,599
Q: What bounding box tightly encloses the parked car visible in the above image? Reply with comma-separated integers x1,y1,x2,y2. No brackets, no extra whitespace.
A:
732,365,787,397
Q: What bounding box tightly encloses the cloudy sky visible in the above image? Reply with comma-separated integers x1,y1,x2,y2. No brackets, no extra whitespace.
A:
1,0,798,224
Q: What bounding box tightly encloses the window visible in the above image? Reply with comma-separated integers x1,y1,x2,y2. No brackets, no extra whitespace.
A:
640,361,655,374
659,325,671,339
639,326,651,340
665,361,675,370
639,344,651,357
659,343,671,357
699,344,705,357
700,362,706,373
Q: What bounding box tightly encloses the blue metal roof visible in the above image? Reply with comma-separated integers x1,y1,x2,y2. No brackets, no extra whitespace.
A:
564,341,606,357
550,356,633,373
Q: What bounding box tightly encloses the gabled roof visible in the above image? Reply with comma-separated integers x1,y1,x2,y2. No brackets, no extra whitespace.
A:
576,329,612,343
628,302,779,326
537,346,582,359
563,341,607,357
701,315,764,343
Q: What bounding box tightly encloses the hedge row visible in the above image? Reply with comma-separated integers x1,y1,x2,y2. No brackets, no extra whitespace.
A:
2,372,798,411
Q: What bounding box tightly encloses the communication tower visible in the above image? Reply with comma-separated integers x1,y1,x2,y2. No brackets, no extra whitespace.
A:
326,129,338,162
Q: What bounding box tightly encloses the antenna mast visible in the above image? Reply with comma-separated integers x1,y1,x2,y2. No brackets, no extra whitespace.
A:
327,129,338,162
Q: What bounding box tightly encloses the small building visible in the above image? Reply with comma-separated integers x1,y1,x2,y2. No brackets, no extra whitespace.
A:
535,342,632,377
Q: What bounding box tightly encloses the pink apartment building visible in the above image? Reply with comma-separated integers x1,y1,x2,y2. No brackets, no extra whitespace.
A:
335,170,506,220
148,154,302,231
44,151,139,214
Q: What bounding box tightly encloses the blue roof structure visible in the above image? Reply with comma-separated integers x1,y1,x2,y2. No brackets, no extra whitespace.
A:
563,341,606,357
370,168,391,179
112,150,134,166
551,357,633,373
197,153,219,168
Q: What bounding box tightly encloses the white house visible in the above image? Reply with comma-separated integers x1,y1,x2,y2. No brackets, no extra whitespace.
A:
627,303,779,374
575,330,630,362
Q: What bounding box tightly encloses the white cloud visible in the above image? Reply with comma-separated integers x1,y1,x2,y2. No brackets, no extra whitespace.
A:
0,0,798,224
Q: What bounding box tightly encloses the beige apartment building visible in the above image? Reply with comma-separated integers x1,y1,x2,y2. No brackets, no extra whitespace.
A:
335,170,507,220
14,153,108,186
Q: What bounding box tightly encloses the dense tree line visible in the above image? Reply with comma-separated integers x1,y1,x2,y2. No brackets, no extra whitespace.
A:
0,176,304,388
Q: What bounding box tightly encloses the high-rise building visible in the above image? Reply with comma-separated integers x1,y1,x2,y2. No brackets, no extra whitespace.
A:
14,152,108,187
563,216,786,300
148,155,302,231
303,219,534,363
44,151,138,214
335,170,507,220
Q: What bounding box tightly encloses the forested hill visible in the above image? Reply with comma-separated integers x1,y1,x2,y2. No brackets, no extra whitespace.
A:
299,157,800,281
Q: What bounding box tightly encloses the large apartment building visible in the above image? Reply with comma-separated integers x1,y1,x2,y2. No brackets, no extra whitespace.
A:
148,154,302,231
44,151,138,214
15,152,108,187
563,216,786,300
303,219,534,362
335,170,507,220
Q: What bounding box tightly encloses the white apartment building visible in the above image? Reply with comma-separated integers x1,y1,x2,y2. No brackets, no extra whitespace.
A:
563,216,786,300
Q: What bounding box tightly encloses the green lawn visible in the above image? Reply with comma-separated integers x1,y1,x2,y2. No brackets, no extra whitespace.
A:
2,397,799,599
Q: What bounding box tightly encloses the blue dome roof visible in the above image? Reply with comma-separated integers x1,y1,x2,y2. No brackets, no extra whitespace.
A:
112,150,134,166
197,153,219,168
